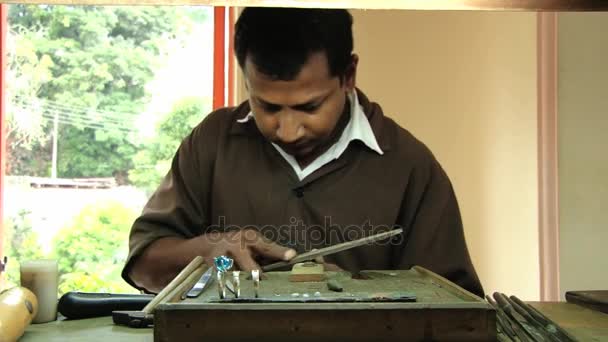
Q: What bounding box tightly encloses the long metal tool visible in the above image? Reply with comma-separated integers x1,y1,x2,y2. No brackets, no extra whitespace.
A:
506,296,563,342
493,292,535,342
486,295,517,341
510,296,577,342
262,228,403,272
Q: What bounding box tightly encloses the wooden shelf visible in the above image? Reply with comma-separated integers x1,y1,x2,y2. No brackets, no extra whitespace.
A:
2,0,608,11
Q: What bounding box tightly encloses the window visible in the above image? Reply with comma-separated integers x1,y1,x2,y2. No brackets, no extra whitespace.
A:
2,4,216,294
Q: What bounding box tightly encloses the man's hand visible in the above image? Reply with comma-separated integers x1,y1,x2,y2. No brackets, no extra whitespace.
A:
129,230,296,293
198,229,296,272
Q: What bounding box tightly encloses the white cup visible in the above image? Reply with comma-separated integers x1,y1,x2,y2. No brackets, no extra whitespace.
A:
20,259,58,323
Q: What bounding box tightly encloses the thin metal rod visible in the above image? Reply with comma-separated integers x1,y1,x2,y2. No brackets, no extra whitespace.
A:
262,229,403,272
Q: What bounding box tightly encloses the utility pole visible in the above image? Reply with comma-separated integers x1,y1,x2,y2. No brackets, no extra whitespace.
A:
51,109,58,178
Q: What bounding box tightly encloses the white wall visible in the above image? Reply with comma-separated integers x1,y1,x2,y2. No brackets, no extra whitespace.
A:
352,10,539,299
558,13,608,295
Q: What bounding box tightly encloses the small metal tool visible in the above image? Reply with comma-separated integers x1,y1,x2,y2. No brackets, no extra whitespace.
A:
184,267,214,299
252,270,260,298
112,310,154,328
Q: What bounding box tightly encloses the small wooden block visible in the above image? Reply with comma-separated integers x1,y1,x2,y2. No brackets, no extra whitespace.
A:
288,262,326,282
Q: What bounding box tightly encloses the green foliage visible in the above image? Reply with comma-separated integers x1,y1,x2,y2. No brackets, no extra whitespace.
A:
129,97,209,193
6,5,192,178
56,126,138,180
5,25,53,146
3,202,140,294
2,210,46,287
52,201,138,294
5,24,54,176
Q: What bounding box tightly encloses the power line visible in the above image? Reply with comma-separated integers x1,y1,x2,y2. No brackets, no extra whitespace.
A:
42,101,139,124
40,114,136,133
13,94,141,117
14,102,139,128
13,102,138,133
13,95,141,122
38,111,136,133
42,103,137,126
39,109,137,131
40,114,135,134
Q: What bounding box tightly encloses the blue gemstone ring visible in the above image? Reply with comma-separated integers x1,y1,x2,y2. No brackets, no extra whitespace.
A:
214,255,234,273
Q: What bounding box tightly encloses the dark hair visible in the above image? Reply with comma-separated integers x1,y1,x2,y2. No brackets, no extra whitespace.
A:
234,8,353,81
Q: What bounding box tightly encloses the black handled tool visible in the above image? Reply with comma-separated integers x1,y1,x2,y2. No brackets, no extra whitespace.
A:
58,292,153,319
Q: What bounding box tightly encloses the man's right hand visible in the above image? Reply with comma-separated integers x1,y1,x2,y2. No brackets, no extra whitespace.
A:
129,229,296,293
198,229,296,272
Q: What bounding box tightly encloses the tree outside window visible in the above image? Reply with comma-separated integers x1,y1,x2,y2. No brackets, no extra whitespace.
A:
3,5,213,294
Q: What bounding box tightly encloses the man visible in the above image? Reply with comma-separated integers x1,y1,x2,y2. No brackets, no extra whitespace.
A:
122,8,483,297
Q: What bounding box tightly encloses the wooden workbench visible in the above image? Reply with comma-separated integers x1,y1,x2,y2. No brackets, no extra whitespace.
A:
21,302,608,341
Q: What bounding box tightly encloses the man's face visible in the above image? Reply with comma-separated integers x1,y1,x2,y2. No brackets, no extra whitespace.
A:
244,52,357,161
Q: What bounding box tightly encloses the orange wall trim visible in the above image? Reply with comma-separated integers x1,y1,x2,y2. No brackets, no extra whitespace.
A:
537,12,560,302
227,7,236,107
213,7,226,110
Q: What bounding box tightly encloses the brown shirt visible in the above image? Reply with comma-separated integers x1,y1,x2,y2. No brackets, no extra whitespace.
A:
122,89,484,297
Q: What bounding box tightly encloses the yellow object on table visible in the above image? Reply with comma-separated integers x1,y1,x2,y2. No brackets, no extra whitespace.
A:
0,286,39,342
